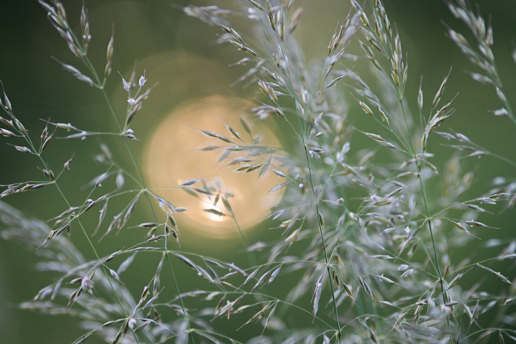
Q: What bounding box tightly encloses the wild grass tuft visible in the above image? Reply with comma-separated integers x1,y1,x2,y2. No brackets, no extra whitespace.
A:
1,0,516,343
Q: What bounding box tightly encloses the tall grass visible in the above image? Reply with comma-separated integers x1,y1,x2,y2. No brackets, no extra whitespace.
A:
1,0,515,343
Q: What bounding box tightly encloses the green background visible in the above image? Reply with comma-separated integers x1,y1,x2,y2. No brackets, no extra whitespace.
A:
1,0,516,343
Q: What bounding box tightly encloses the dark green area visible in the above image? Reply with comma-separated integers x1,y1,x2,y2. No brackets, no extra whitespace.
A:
1,1,516,343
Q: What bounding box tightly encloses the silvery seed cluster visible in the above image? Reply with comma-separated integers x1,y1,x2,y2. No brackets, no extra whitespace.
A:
1,0,515,343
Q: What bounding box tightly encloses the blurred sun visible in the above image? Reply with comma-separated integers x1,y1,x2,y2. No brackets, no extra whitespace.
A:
144,96,285,239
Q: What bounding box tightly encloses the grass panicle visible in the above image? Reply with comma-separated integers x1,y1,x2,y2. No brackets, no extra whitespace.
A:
1,0,516,343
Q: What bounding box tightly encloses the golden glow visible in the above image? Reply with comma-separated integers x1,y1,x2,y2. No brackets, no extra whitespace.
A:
145,96,284,239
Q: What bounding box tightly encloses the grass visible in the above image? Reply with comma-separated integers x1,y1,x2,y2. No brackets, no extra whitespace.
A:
1,0,516,343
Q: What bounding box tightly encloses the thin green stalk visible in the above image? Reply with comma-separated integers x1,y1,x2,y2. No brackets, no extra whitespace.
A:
399,100,453,341
231,211,257,267
98,90,194,343
76,53,194,342
303,145,343,341
273,34,344,339
2,70,145,342
467,141,516,169
489,56,516,129
39,159,143,344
